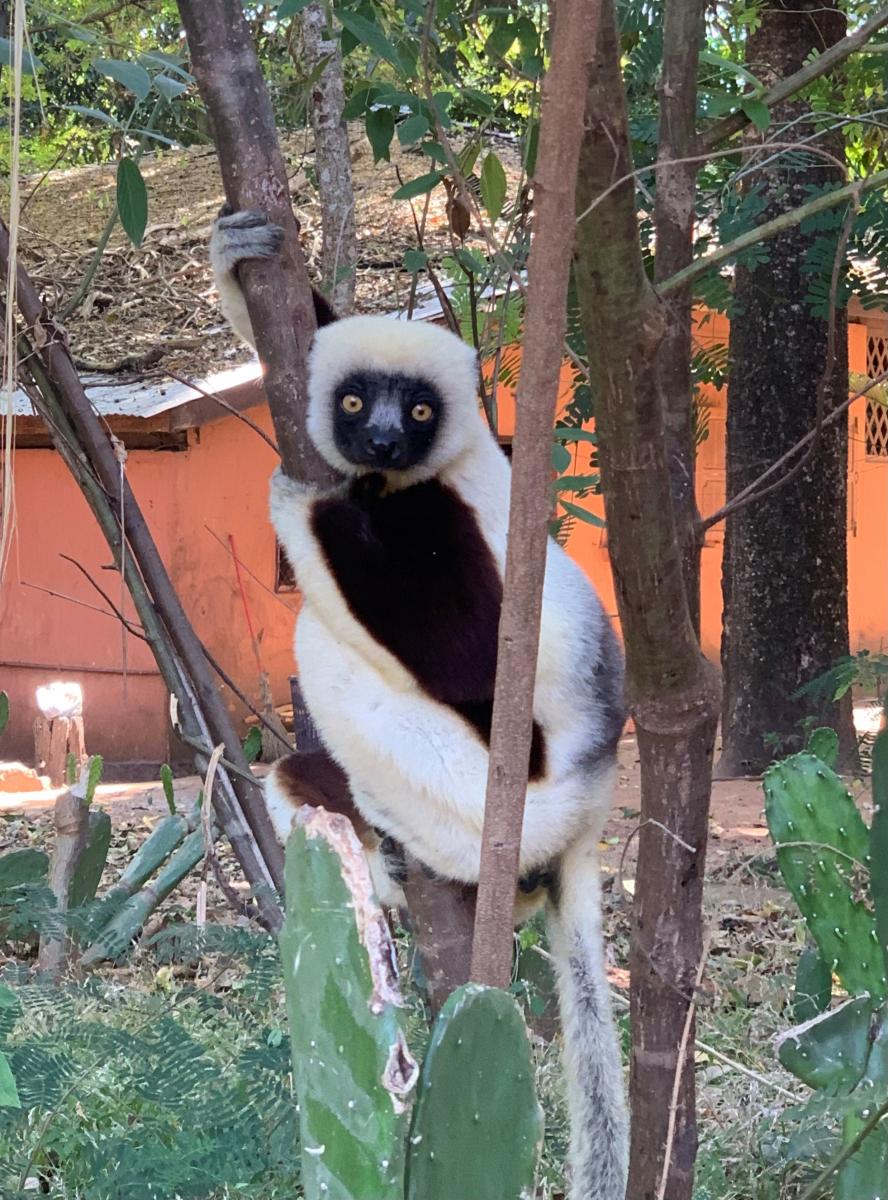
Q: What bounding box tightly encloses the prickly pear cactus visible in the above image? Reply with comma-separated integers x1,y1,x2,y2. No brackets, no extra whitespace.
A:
279,809,416,1200
792,943,832,1024
405,983,543,1200
870,725,888,979
777,995,873,1094
764,752,886,1001
835,1011,888,1200
69,810,111,909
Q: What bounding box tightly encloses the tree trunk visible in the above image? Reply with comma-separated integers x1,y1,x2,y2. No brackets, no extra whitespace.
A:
574,5,719,1197
654,0,706,635
718,0,857,778
291,5,358,314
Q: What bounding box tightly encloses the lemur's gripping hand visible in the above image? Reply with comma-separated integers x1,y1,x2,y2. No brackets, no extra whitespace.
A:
210,208,284,278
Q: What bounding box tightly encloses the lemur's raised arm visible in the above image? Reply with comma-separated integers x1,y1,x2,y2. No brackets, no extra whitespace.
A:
210,209,629,1200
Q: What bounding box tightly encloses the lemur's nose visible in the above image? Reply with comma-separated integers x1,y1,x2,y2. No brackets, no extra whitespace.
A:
365,434,403,465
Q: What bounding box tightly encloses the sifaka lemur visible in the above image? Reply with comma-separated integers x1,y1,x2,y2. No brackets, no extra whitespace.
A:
210,207,629,1199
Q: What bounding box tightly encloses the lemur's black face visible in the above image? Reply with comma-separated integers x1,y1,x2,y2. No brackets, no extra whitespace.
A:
331,370,444,471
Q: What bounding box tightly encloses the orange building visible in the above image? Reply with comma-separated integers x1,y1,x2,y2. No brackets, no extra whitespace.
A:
2,310,887,770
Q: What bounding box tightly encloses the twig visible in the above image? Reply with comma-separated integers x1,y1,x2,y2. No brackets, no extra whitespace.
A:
618,818,697,900
59,551,141,636
203,523,298,615
164,368,280,455
659,167,888,297
21,579,147,640
656,933,710,1200
698,5,888,152
797,1095,888,1200
701,365,888,531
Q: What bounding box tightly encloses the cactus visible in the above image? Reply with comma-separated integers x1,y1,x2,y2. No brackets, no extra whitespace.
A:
764,752,885,1001
777,995,873,1093
405,984,543,1200
870,726,888,978
279,809,416,1200
68,809,111,909
835,1012,888,1200
792,943,832,1024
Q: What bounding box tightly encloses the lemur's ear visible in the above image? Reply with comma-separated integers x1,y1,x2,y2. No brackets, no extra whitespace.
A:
312,288,339,328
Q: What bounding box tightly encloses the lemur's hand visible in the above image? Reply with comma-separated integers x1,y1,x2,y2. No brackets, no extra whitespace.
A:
210,208,284,277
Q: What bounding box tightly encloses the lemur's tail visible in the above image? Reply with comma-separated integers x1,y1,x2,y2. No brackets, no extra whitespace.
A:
546,829,629,1200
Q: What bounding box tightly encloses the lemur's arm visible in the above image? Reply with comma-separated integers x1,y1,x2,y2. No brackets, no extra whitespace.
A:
209,207,337,347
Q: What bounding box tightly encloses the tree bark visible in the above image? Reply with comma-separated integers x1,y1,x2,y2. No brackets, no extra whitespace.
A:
718,0,857,778
653,0,707,635
574,5,719,1197
470,0,602,988
291,5,358,314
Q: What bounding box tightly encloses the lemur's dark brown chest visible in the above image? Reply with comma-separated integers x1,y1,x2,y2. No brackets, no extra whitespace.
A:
310,473,545,778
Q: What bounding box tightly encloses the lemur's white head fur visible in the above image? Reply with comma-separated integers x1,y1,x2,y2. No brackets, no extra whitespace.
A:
307,316,486,486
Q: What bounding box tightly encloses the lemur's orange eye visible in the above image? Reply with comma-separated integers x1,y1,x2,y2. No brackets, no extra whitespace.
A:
411,402,433,423
341,394,363,414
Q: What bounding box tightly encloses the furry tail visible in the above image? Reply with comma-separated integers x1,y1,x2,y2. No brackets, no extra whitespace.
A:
546,829,628,1200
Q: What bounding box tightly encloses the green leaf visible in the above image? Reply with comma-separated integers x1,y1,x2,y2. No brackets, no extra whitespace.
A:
553,426,597,444
117,157,148,247
342,83,378,120
160,764,176,815
393,169,445,200
554,473,600,493
480,152,507,224
0,1051,20,1109
0,691,8,738
153,73,189,101
0,849,48,891
243,726,262,765
454,247,486,276
551,443,571,473
484,18,516,59
336,11,403,72
698,49,764,93
365,107,395,163
398,114,429,145
278,0,314,13
138,51,194,82
404,249,428,273
64,104,120,127
559,500,605,527
0,37,41,74
457,142,480,177
741,97,771,131
523,118,539,176
92,58,151,101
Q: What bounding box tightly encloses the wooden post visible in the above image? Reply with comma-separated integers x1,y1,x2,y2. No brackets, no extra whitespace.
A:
34,713,86,787
37,779,89,979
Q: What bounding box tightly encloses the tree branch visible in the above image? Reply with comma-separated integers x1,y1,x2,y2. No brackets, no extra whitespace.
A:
698,5,888,152
658,167,888,296
469,0,603,987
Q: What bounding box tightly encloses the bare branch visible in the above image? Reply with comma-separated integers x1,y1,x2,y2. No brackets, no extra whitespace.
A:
699,5,888,152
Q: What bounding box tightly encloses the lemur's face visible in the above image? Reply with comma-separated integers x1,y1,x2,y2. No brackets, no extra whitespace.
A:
331,370,445,472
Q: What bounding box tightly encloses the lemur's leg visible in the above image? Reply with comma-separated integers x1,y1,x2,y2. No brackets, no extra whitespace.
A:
264,749,406,909
209,209,284,348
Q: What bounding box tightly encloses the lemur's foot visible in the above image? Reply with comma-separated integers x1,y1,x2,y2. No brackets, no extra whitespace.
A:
210,208,284,275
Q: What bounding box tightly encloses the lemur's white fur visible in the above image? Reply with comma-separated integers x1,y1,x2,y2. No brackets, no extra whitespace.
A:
211,212,629,1199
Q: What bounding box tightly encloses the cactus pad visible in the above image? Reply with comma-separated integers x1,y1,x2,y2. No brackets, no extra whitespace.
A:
405,983,543,1200
792,944,832,1024
764,752,885,1001
777,995,873,1094
279,808,416,1200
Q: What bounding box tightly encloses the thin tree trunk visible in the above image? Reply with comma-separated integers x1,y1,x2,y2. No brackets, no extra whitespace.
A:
470,0,603,987
574,5,719,1197
291,5,357,313
37,783,89,979
653,0,706,634
718,0,857,777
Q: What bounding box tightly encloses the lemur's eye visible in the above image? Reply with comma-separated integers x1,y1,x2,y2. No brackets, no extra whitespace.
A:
341,394,363,414
411,402,434,423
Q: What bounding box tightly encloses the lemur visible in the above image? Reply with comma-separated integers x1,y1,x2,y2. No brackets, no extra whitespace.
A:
210,207,629,1200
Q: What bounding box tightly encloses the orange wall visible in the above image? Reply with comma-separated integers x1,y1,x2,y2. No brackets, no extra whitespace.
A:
1,409,297,768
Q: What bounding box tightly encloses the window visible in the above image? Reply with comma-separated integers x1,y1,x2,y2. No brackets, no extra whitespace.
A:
865,333,888,459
